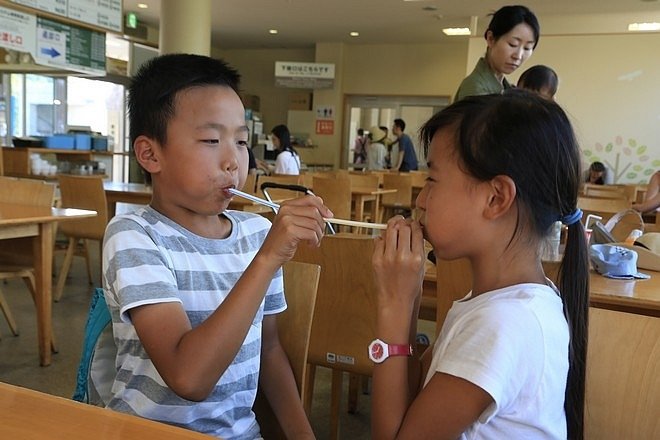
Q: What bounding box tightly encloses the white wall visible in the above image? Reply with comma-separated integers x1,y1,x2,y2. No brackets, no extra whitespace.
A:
467,33,660,184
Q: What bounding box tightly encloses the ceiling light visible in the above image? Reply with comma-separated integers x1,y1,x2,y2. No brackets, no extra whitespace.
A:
137,3,148,9
349,31,359,37
442,27,471,36
628,22,660,31
269,29,278,34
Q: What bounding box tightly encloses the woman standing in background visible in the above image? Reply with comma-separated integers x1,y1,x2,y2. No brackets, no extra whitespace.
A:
455,5,540,101
271,124,301,175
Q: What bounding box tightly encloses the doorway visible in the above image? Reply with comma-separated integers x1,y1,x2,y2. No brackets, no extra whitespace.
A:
344,95,450,169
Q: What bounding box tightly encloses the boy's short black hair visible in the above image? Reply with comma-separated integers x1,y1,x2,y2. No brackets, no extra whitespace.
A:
128,54,241,182
394,118,406,132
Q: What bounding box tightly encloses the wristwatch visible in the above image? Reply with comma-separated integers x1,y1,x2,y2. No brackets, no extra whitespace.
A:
368,338,413,363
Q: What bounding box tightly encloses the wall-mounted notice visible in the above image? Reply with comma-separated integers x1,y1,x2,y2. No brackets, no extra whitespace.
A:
0,5,37,53
11,0,122,31
275,61,335,89
35,16,105,75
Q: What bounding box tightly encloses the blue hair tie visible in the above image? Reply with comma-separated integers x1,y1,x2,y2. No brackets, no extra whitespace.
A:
560,208,583,226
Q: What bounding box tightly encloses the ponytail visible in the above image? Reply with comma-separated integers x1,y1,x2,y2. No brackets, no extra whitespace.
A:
557,219,589,440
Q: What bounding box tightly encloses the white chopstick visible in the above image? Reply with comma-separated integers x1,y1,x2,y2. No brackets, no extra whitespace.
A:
228,188,388,230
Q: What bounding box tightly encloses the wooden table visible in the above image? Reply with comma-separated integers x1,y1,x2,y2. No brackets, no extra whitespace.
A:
104,182,152,217
0,203,96,366
104,182,278,215
351,187,397,225
0,382,212,439
424,262,660,318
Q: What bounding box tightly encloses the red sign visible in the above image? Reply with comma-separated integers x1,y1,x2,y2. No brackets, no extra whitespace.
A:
315,120,334,135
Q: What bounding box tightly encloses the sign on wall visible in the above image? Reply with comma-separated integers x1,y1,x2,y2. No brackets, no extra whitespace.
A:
0,6,36,53
315,120,334,135
35,16,106,75
11,0,122,31
275,61,335,89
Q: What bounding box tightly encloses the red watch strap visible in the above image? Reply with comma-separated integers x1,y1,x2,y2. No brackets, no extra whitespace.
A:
388,343,413,357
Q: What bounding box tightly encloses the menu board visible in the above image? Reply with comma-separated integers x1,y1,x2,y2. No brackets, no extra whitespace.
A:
35,16,106,75
11,0,122,31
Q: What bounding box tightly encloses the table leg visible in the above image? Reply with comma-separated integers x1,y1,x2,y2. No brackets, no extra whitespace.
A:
33,223,54,366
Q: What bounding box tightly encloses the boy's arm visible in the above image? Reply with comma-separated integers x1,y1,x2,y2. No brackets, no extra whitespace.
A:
129,196,332,401
259,315,315,439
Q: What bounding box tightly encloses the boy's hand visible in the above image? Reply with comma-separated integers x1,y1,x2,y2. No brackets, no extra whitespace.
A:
372,216,426,315
258,195,333,266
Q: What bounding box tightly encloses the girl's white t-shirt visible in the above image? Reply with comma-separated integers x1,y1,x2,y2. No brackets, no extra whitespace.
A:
274,150,300,175
425,282,569,439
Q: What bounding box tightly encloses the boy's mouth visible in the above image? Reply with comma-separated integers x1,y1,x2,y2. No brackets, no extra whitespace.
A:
221,184,236,198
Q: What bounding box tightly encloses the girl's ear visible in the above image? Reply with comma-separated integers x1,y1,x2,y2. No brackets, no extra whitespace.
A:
133,135,161,175
483,175,516,220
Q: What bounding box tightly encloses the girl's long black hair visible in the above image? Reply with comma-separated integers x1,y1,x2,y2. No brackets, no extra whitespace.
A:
420,91,588,439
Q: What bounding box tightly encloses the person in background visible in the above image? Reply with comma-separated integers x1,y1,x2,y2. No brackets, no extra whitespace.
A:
380,125,394,169
633,170,660,213
367,126,388,171
517,64,559,100
353,128,368,164
455,5,540,101
370,91,588,439
103,53,328,439
586,161,608,185
392,118,418,172
247,145,270,176
271,124,301,175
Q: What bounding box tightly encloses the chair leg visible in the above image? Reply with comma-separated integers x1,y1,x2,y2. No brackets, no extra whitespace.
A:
83,239,93,285
302,363,316,416
54,237,76,302
0,288,19,336
23,274,58,353
330,369,343,440
348,373,360,414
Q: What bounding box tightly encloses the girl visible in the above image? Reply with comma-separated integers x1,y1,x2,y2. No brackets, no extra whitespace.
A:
271,124,301,175
517,64,559,101
371,91,589,439
455,5,540,101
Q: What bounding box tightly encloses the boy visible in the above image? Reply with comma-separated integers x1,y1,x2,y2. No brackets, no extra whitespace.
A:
102,54,329,439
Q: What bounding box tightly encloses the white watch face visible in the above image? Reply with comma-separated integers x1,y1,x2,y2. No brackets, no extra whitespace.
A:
368,339,388,363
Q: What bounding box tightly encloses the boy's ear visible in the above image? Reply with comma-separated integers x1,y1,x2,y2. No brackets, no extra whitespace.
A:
133,135,161,175
483,175,517,220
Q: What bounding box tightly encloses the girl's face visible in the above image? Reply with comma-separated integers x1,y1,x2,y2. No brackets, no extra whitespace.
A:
416,129,490,259
271,133,281,149
486,23,536,75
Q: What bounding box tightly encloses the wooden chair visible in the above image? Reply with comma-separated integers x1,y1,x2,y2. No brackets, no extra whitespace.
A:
257,174,303,202
312,177,352,232
380,173,413,221
0,176,57,351
242,172,257,194
434,258,472,336
347,174,380,223
577,196,631,224
54,175,108,302
293,234,381,440
584,308,660,439
253,261,321,439
583,184,627,200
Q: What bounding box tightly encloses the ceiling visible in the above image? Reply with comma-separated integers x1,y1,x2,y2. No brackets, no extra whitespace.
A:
122,0,660,49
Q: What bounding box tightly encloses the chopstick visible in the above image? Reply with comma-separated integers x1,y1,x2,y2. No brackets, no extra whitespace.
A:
228,188,388,230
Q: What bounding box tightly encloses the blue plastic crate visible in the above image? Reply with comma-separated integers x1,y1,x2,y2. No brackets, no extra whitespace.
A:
45,135,75,149
74,134,91,150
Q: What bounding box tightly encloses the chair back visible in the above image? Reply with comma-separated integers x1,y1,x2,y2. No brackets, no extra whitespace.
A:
57,175,108,240
577,196,631,224
585,308,660,439
583,184,627,200
257,174,303,201
242,173,257,194
0,176,55,207
312,176,352,222
435,258,472,335
252,261,320,439
348,173,379,191
381,173,413,207
293,234,378,377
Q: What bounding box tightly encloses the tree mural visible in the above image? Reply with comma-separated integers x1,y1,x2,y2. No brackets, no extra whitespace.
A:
582,136,659,183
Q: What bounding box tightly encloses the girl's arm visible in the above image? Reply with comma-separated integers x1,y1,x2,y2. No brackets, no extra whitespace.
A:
371,217,494,439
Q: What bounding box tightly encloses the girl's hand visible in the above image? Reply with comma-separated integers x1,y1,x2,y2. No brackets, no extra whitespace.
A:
258,195,333,267
372,216,426,315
